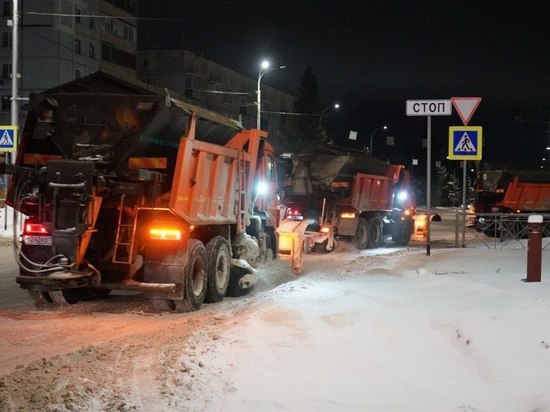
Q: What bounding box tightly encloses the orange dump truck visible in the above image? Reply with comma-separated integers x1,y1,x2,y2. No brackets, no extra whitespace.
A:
4,72,279,311
279,145,415,255
474,169,550,232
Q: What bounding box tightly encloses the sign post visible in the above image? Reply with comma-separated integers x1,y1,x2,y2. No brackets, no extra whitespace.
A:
451,97,482,247
406,99,452,256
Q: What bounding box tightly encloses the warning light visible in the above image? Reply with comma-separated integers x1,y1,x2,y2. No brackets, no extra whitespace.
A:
149,227,182,240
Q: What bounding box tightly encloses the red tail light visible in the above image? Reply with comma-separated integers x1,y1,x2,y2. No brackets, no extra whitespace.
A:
24,223,49,235
287,208,303,218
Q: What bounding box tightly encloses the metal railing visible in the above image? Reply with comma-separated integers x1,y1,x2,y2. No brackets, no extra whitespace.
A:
453,211,550,249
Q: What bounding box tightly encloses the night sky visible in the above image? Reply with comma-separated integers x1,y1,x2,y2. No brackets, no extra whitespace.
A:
138,1,550,167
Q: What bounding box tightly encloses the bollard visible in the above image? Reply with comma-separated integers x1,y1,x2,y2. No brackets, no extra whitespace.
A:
525,214,543,282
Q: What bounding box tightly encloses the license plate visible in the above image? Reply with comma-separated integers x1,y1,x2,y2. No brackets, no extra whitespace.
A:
23,235,53,246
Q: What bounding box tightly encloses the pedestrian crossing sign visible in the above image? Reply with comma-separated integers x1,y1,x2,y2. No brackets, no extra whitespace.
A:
448,126,482,160
0,126,17,153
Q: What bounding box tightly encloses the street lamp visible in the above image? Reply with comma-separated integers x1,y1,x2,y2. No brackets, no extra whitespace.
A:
256,60,270,129
256,60,286,130
369,125,388,156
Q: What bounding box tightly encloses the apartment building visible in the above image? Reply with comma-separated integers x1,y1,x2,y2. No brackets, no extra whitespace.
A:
137,49,295,149
0,0,137,122
0,1,292,148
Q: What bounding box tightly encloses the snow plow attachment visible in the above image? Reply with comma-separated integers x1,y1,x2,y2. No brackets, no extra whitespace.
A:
276,218,310,274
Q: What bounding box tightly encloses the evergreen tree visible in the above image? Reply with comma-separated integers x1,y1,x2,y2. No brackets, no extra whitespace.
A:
281,67,322,152
435,164,461,206
445,173,461,206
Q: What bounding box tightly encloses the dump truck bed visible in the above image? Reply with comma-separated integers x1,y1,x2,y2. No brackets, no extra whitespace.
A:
19,72,243,182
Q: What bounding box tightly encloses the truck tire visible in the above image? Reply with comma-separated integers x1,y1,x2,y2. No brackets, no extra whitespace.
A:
48,288,86,305
151,299,175,311
205,236,230,303
174,239,207,313
246,215,262,240
266,226,278,258
27,289,52,304
355,218,369,250
368,216,383,248
313,239,334,253
393,221,412,246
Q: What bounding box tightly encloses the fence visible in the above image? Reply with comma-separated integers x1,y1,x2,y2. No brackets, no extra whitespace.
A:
453,211,550,250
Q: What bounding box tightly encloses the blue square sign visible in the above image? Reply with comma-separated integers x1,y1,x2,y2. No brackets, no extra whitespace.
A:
0,126,17,153
448,126,482,160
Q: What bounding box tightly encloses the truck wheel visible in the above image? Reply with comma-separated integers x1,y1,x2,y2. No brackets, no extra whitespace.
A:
27,289,52,304
151,299,175,311
174,240,207,313
355,218,369,250
266,227,278,258
368,217,383,248
246,215,262,240
393,221,412,246
48,288,85,305
313,239,334,253
205,237,230,303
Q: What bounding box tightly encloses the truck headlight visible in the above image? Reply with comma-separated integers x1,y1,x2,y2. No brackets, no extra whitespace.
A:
256,181,268,196
397,191,408,202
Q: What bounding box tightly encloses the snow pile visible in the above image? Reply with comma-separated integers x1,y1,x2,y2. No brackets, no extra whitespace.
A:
1,242,550,411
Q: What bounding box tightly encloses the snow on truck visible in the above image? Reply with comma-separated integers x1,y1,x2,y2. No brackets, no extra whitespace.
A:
2,72,280,312
278,145,416,254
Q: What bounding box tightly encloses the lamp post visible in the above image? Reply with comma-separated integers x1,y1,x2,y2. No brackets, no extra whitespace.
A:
369,125,388,156
256,60,270,129
256,61,285,129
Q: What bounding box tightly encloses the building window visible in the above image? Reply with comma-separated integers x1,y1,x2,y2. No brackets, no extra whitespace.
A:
75,69,81,79
2,1,11,17
103,0,137,15
89,44,95,58
89,17,95,29
75,7,81,23
2,31,12,47
123,24,134,41
2,95,9,111
2,63,11,80
101,42,136,69
104,18,113,33
75,38,81,54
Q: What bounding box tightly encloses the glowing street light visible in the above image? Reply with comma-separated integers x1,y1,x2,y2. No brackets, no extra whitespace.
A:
256,60,285,130
369,125,388,156
256,60,270,129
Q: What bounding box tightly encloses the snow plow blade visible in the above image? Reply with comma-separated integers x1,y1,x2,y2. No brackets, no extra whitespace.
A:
276,218,310,274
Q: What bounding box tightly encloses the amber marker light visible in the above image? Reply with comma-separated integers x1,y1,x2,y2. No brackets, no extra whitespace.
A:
149,227,182,240
340,212,356,219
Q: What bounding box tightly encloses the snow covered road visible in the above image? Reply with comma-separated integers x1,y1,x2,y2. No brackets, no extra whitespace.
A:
1,230,550,411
